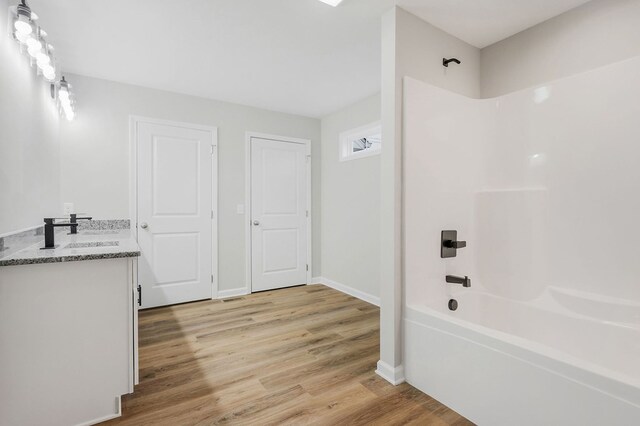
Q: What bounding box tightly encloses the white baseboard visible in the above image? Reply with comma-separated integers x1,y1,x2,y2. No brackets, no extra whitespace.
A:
310,276,380,307
217,288,249,299
376,360,406,385
78,412,122,426
76,396,122,426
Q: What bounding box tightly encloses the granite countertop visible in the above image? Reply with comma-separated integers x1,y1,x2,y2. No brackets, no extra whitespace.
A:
0,229,140,267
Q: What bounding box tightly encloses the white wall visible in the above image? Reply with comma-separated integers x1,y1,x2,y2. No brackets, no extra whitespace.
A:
395,8,481,99
481,0,640,97
59,74,321,291
378,6,481,382
0,0,60,235
320,93,380,300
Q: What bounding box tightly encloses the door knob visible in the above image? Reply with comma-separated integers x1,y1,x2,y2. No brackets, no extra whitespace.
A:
253,220,260,226
140,222,149,229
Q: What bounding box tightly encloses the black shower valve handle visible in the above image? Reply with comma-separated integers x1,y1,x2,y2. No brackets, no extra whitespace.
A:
444,239,466,249
441,230,467,258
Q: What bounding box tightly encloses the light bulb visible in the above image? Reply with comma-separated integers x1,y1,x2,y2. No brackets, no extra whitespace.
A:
15,31,30,44
41,63,55,76
27,44,41,58
25,36,41,50
63,103,74,115
43,68,55,81
36,53,50,67
14,16,32,35
58,76,75,121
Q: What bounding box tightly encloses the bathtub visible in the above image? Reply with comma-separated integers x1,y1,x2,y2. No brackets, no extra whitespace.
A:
403,290,640,425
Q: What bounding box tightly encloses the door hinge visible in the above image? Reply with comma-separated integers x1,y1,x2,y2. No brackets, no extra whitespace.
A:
211,210,214,219
211,145,216,155
137,284,142,307
306,210,309,218
306,264,309,272
211,274,214,283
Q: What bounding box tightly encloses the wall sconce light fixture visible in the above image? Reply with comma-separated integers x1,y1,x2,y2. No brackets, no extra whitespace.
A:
56,76,75,121
9,0,76,120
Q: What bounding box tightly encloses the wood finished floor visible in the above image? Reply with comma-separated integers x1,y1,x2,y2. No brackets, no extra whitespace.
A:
103,285,473,425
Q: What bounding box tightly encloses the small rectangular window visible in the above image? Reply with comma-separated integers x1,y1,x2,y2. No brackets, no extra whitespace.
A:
339,122,381,162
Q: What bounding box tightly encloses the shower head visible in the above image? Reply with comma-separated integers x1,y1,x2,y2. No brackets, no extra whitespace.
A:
443,58,462,67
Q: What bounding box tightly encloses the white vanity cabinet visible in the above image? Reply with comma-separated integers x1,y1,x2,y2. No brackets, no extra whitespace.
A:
0,257,139,426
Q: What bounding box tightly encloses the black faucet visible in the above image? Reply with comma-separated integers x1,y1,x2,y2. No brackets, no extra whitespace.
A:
42,218,78,249
446,275,471,288
69,213,92,234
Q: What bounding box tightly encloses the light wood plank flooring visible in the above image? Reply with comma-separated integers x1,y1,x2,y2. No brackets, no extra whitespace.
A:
103,285,472,425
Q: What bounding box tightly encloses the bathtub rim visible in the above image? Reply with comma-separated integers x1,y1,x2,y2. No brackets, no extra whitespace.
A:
548,285,640,326
405,303,640,408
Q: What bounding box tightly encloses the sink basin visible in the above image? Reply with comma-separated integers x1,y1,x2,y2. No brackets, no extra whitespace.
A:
65,241,120,249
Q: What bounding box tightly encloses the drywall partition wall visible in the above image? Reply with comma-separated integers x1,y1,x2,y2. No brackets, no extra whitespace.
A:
58,74,321,292
0,0,60,235
378,6,481,384
481,0,640,98
320,93,380,302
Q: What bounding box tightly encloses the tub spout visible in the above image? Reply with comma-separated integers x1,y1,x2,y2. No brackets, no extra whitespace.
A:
446,275,471,288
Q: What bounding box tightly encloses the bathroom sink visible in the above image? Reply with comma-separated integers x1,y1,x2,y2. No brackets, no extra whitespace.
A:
64,241,120,249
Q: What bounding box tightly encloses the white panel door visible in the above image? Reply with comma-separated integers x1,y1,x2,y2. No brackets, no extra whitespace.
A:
137,121,214,308
251,138,308,292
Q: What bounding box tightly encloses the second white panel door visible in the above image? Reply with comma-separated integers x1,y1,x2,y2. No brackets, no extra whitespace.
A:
251,137,308,292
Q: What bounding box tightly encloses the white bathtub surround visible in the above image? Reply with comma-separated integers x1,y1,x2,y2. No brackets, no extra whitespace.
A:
548,286,640,325
402,55,640,424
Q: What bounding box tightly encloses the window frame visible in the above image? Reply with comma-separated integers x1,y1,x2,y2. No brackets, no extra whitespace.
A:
338,121,382,162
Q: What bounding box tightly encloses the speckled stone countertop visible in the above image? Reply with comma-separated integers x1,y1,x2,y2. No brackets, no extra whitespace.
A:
0,229,140,267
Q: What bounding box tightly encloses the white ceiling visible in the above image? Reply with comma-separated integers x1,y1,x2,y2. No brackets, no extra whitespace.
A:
397,0,593,48
29,0,591,118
